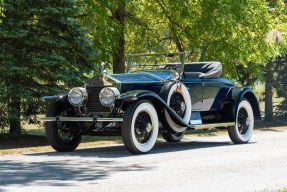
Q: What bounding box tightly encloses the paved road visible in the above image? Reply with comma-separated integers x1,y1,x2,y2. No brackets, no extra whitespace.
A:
0,130,287,192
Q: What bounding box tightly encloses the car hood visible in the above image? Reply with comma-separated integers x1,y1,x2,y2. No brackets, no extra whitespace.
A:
86,71,174,86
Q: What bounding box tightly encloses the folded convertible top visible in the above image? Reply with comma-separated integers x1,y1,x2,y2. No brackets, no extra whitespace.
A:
183,62,222,78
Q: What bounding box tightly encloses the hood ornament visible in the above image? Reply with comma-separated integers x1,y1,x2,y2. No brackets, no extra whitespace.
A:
101,62,107,75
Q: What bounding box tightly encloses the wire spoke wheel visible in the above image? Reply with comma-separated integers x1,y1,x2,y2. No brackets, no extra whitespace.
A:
237,108,250,135
170,92,186,118
228,100,254,144
55,111,77,144
161,82,192,133
122,100,159,154
134,111,152,143
46,101,82,152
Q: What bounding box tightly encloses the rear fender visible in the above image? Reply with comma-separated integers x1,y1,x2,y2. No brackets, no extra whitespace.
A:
231,88,261,120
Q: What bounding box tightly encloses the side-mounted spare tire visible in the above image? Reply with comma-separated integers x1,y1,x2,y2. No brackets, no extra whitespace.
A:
160,81,192,140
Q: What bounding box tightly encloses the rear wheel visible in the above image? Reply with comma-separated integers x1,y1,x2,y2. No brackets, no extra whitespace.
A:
46,101,81,152
162,130,184,142
228,100,254,144
122,100,159,154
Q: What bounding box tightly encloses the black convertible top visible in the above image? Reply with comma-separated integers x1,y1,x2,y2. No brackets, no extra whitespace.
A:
183,62,222,78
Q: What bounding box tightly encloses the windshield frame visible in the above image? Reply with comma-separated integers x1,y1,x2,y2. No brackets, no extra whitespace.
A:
126,52,186,75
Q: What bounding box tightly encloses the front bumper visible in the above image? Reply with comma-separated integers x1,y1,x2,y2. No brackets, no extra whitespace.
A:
37,117,123,122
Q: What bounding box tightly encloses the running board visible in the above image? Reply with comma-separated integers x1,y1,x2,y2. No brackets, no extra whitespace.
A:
37,117,123,122
192,122,235,129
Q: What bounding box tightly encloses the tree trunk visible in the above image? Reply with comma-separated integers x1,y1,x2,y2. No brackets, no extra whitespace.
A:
265,61,273,121
8,96,21,136
113,0,126,74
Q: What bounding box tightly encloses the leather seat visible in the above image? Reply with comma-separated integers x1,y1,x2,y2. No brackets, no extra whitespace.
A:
183,62,222,78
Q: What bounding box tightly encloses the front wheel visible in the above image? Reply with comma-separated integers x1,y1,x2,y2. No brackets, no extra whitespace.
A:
46,101,82,152
122,100,159,154
228,100,254,144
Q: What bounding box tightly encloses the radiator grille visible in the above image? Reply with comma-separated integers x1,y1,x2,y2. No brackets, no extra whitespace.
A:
86,86,110,113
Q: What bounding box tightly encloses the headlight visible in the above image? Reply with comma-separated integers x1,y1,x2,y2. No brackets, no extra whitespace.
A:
99,87,120,106
68,87,88,106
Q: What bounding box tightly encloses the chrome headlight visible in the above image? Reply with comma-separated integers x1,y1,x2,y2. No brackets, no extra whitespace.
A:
68,87,88,106
99,87,120,107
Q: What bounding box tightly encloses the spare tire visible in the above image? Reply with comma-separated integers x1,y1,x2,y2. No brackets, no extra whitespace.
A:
160,81,192,133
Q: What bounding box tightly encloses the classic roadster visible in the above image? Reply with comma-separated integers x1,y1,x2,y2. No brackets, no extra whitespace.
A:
38,52,261,154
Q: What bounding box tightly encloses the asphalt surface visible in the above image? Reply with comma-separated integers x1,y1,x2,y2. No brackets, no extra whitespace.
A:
0,130,287,192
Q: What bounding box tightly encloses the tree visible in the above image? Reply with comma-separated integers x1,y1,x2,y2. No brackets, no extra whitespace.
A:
273,54,287,117
78,0,127,73
81,0,275,80
264,0,287,121
0,0,96,135
152,0,274,83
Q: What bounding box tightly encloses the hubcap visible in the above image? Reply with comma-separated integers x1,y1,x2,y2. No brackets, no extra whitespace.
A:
134,111,153,143
180,101,186,112
237,108,249,135
146,123,153,133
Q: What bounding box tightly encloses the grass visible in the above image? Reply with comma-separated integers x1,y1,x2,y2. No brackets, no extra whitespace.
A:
0,120,286,156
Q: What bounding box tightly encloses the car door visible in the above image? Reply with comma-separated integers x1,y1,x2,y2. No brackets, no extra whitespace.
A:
201,79,223,111
181,77,203,111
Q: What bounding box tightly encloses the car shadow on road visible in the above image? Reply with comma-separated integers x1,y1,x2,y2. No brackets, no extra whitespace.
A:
28,139,256,158
0,157,151,187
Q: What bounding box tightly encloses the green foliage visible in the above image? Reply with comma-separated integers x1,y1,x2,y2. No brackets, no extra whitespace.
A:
81,0,278,83
0,0,97,132
77,0,122,69
147,0,275,83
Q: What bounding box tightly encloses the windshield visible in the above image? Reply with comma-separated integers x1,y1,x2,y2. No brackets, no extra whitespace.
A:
127,52,186,74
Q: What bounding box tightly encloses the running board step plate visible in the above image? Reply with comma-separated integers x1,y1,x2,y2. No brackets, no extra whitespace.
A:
192,122,235,129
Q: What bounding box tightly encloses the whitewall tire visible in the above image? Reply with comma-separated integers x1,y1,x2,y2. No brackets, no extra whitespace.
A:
122,100,159,154
162,82,192,133
228,99,254,144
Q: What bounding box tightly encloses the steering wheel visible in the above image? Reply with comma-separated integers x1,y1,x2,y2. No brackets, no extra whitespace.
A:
164,64,180,71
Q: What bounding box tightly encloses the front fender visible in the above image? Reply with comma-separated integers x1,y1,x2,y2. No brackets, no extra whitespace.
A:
42,94,68,102
118,90,191,128
231,88,261,120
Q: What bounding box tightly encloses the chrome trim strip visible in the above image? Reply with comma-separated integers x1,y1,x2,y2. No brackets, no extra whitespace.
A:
192,122,235,129
37,117,123,122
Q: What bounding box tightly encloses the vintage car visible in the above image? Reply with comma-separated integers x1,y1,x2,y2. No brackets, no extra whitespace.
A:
38,52,261,154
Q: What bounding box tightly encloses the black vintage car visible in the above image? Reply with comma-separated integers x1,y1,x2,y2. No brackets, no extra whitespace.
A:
39,52,261,154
